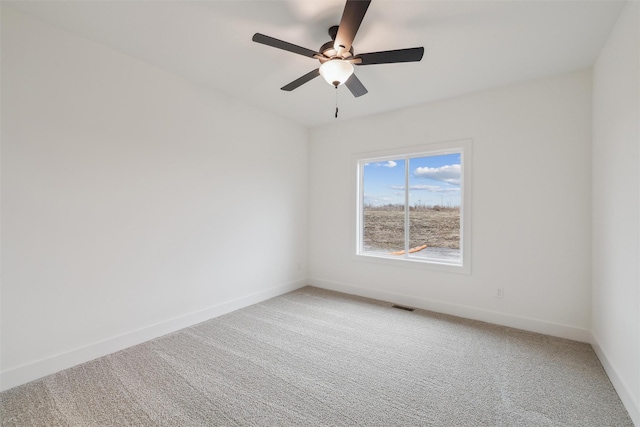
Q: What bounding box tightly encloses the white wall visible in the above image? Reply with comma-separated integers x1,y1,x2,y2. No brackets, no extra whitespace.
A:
592,1,640,424
309,69,593,342
1,8,308,390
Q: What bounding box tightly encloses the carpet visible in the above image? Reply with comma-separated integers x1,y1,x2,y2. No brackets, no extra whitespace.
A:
1,286,633,426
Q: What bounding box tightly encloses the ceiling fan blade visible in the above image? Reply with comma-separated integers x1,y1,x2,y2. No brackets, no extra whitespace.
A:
345,73,368,97
334,0,371,56
281,69,321,91
355,47,424,65
252,33,320,59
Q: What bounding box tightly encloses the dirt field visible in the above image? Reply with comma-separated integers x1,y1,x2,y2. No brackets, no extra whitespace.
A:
363,206,460,252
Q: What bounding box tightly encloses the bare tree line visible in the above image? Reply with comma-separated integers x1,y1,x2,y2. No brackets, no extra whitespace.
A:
364,203,460,212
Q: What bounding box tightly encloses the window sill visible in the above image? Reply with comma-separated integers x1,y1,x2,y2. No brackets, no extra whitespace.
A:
353,252,471,275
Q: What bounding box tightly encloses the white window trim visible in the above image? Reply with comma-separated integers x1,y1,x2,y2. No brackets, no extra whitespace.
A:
353,139,472,275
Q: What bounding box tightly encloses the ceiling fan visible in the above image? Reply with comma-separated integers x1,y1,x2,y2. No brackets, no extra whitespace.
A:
252,0,424,98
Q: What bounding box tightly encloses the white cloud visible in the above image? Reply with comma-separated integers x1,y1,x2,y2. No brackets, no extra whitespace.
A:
409,184,444,192
389,184,460,193
413,164,460,185
364,161,397,168
364,160,398,168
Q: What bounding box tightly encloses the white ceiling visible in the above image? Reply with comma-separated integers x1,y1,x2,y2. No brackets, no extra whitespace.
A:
6,0,625,128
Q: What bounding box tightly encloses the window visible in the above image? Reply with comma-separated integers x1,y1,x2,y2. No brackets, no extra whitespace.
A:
355,140,472,273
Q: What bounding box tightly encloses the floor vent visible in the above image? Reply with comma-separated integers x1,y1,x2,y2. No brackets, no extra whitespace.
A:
391,304,415,312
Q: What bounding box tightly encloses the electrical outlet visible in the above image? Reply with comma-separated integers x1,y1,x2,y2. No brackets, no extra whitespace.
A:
495,288,504,299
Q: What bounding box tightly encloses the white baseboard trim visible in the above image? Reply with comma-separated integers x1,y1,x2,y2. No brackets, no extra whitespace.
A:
591,333,640,426
309,278,591,342
0,280,306,392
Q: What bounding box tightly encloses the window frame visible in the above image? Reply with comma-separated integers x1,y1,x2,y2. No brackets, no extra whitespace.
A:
353,139,472,275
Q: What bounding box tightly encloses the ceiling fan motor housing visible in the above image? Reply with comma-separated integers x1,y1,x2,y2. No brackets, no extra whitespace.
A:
319,37,353,60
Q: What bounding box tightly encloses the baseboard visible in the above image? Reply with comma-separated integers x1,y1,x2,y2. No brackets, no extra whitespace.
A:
309,278,591,342
591,333,640,426
0,280,306,392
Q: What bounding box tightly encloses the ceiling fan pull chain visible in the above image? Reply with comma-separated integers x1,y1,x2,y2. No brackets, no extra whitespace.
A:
335,86,339,118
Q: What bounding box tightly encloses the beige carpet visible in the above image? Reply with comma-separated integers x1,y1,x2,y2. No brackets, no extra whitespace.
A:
1,286,633,426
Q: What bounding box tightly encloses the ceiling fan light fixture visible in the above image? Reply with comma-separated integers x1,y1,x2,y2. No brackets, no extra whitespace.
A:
319,59,354,87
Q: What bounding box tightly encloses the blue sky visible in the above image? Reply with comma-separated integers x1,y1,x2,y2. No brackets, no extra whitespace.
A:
363,153,461,207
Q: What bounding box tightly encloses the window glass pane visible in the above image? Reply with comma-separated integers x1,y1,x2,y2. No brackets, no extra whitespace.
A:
356,140,470,272
408,154,461,263
362,159,406,254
